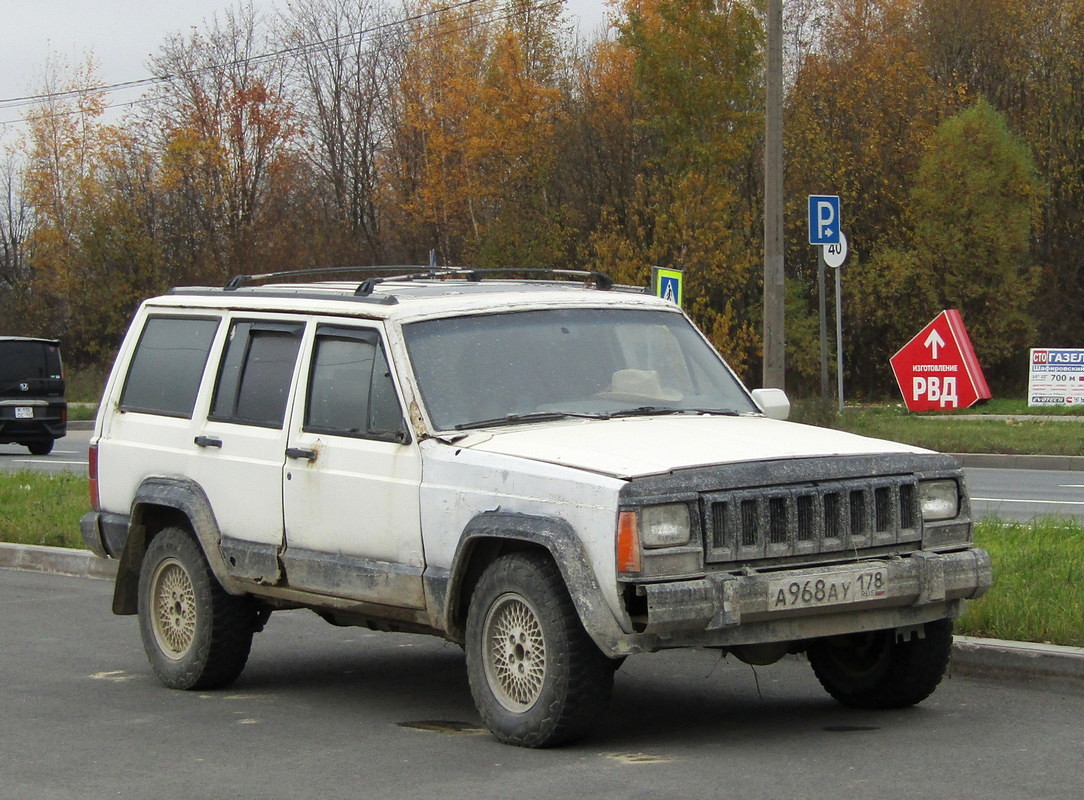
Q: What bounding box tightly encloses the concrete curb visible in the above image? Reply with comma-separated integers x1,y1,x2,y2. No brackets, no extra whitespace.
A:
0,542,117,580
1,543,1081,694
951,636,1084,693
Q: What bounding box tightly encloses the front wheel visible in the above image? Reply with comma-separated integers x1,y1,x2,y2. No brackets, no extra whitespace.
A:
807,618,953,709
465,551,615,747
137,527,258,690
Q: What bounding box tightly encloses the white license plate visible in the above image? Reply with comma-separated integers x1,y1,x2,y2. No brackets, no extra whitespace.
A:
15,407,34,419
768,565,888,611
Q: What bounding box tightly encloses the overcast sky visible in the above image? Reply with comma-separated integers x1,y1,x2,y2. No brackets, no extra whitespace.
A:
0,0,610,134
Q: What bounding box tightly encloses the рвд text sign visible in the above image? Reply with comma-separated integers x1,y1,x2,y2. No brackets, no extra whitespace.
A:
1028,349,1084,406
890,310,991,411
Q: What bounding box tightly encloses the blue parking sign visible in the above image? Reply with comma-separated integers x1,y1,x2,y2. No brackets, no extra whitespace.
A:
808,195,841,246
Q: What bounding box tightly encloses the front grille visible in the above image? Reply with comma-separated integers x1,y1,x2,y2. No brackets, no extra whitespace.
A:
704,477,922,564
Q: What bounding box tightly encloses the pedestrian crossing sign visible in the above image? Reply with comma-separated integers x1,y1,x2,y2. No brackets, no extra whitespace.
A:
651,267,683,307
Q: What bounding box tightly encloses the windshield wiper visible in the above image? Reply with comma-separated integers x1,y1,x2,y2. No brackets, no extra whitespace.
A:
454,411,609,431
607,407,742,419
678,408,742,417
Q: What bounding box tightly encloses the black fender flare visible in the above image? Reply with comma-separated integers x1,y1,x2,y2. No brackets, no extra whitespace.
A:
441,511,631,657
112,477,245,614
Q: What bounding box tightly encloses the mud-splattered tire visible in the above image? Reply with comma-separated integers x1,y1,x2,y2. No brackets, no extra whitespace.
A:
465,551,615,747
137,527,257,690
808,618,953,709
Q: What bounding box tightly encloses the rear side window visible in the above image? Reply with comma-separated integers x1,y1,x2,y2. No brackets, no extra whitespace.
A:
0,340,62,382
211,320,304,428
120,317,219,417
305,326,406,441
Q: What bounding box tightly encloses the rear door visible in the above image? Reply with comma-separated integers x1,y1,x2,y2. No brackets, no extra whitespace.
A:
193,316,305,582
280,321,424,607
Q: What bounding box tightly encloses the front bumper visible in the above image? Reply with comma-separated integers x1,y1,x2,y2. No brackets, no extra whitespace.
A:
632,547,992,650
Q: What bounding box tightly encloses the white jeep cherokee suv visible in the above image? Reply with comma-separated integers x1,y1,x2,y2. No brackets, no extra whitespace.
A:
82,268,991,747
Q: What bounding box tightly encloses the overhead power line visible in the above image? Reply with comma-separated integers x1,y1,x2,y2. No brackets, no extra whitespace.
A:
1,0,563,126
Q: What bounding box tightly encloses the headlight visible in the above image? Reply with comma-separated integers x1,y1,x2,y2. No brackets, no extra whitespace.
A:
640,503,691,548
920,479,959,521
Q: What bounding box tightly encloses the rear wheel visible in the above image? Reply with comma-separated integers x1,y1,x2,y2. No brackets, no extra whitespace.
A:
27,440,53,456
807,618,953,709
465,551,615,747
138,527,257,690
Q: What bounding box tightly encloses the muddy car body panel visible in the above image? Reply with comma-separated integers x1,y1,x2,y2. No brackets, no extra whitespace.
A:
81,271,991,747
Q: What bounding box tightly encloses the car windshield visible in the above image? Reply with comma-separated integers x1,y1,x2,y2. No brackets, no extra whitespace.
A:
402,307,758,431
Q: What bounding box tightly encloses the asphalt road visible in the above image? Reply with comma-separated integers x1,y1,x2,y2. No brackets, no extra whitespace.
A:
967,467,1084,522
2,568,1081,800
4,429,1082,522
0,428,90,474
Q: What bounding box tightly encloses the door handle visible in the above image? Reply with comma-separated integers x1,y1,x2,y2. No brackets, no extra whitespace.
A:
194,436,222,448
286,447,317,461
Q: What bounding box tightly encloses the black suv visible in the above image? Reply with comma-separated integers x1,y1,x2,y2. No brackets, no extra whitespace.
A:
0,336,67,455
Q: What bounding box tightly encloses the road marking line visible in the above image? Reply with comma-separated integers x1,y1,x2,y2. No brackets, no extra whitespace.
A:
11,459,87,465
972,497,1084,506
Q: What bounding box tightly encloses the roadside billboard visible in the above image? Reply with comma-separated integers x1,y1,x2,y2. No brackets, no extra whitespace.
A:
890,310,991,412
1028,349,1084,406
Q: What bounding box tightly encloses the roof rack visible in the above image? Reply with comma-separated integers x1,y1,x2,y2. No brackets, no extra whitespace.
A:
223,266,615,295
224,265,429,290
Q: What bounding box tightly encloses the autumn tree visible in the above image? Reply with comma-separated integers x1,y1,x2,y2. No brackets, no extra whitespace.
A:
385,0,494,261
914,0,1038,117
145,2,297,283
16,55,145,360
384,1,570,265
0,148,32,323
552,35,642,253
783,0,962,394
470,0,574,268
281,0,397,264
586,0,764,377
910,100,1040,385
1013,1,1084,351
846,100,1040,394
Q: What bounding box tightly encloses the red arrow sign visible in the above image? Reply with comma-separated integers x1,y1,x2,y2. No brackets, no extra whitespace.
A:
890,310,991,412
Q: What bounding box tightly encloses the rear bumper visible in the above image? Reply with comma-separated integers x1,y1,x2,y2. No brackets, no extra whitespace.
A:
0,400,67,442
80,511,129,559
630,547,992,650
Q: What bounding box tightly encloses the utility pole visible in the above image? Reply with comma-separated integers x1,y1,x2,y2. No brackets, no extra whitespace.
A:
763,0,785,390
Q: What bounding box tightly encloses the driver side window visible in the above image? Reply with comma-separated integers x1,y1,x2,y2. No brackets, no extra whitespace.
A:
305,326,407,442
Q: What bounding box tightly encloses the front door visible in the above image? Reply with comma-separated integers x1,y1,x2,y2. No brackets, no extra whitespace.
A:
281,322,424,607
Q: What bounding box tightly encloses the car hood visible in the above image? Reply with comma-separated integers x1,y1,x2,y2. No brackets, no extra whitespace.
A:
453,415,930,479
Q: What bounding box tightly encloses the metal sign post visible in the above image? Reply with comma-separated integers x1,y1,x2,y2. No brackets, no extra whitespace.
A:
809,196,842,402
823,232,848,411
818,248,829,398
835,265,844,411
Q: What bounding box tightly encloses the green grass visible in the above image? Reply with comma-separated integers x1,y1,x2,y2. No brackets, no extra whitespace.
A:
64,364,109,404
68,403,98,421
952,398,1084,416
957,520,1084,647
61,365,104,420
792,400,1084,455
0,471,88,549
